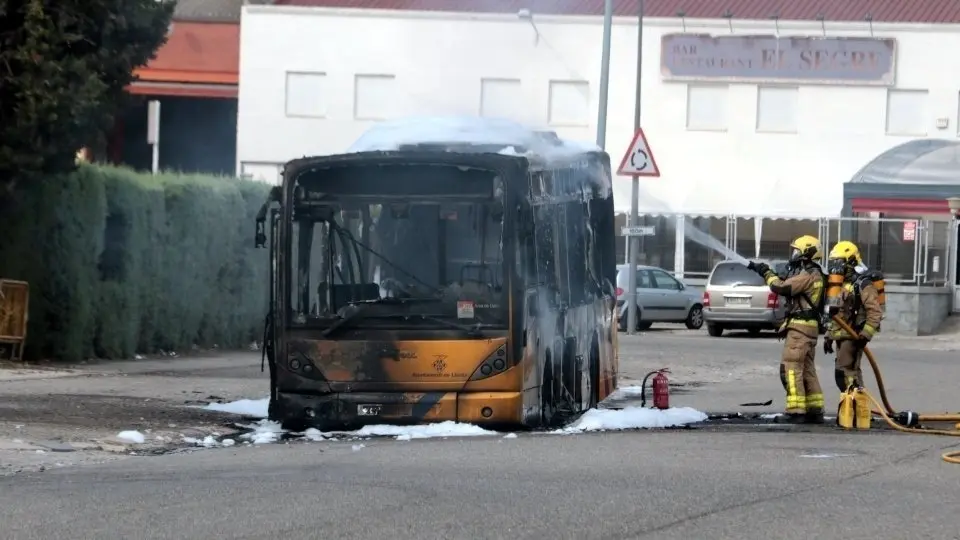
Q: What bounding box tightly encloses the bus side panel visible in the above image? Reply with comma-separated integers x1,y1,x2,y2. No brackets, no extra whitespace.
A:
592,181,619,402
599,300,619,402
518,299,546,426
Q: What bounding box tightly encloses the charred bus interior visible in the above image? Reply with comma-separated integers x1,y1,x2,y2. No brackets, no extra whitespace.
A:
287,159,510,337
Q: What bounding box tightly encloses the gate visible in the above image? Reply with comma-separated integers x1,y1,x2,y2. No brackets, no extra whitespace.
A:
0,280,29,361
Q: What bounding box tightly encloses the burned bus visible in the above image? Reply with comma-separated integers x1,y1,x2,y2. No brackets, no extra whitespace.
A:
254,123,619,431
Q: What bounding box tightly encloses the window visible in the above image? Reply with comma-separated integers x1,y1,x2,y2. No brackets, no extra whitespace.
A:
651,269,681,290
554,201,592,305
708,262,765,286
886,89,928,136
290,202,507,326
636,270,653,288
686,84,728,131
756,86,798,133
548,80,590,126
480,78,523,119
285,72,327,118
354,74,396,120
956,91,960,135
533,204,556,286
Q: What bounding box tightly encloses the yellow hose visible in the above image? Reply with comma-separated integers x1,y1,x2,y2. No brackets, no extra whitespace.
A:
829,315,960,465
856,388,960,465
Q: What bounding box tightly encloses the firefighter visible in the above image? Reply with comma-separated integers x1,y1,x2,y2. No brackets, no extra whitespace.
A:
823,241,883,392
747,235,826,424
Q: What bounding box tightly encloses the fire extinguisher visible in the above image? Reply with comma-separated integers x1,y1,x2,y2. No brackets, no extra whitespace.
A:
640,368,670,410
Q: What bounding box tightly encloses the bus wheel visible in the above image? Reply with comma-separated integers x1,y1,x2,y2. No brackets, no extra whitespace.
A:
540,365,556,428
281,418,307,433
588,342,601,410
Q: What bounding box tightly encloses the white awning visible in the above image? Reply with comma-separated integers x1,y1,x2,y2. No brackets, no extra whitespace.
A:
610,173,840,220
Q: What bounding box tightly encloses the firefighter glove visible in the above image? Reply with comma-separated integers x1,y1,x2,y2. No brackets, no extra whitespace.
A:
823,337,834,354
858,324,876,344
748,261,770,276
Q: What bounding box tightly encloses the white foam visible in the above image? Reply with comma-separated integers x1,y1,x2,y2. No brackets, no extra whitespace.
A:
557,406,707,433
116,430,146,444
203,398,269,418
350,421,497,440
348,116,598,156
238,420,285,445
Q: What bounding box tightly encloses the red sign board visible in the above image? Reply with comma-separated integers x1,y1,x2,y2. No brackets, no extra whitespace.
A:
902,221,916,241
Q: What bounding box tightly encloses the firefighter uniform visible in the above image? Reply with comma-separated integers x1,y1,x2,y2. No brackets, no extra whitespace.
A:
748,235,826,424
823,241,883,391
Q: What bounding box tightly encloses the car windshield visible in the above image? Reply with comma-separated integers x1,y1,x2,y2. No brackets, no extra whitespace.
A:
288,199,506,327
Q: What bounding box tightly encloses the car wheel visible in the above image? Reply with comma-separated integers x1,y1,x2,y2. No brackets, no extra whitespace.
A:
685,305,704,330
748,328,762,336
707,324,724,337
618,314,627,332
636,321,653,331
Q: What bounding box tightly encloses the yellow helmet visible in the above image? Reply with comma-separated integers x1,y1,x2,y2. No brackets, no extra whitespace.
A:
828,240,863,265
789,235,821,261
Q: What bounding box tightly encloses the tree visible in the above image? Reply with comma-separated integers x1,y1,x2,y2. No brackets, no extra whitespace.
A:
0,0,174,194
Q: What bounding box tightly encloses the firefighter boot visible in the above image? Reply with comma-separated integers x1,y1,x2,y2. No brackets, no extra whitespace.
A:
775,413,807,424
804,407,825,424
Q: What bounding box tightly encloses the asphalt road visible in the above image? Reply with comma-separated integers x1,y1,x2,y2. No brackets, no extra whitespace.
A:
2,429,958,540
1,326,959,539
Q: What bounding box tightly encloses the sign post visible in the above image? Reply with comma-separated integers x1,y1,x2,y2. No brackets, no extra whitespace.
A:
622,226,655,236
617,127,660,334
147,100,161,174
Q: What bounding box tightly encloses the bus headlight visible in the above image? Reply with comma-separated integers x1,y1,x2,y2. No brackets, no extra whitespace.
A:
469,346,509,381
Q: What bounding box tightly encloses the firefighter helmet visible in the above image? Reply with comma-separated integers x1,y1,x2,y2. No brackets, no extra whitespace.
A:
828,240,863,265
789,235,821,261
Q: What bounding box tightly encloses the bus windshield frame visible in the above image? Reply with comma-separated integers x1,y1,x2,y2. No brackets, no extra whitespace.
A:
280,155,519,332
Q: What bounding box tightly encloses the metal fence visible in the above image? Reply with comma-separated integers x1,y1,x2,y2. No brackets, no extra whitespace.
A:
615,214,954,286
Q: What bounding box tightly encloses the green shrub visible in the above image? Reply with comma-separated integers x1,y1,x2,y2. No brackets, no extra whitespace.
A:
0,164,271,362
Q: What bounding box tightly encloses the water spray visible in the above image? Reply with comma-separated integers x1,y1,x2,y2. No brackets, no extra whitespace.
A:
679,217,748,264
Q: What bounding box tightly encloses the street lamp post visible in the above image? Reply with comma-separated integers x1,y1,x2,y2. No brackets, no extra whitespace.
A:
625,0,644,335
596,0,613,148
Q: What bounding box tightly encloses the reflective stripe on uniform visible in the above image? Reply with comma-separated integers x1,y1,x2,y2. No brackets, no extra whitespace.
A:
806,393,824,409
785,369,804,412
810,278,823,303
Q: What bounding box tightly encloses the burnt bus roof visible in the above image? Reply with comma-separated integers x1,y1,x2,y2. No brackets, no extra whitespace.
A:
282,144,609,180
394,142,610,171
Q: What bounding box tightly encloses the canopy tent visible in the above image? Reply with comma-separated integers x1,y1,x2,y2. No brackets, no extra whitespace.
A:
843,139,960,215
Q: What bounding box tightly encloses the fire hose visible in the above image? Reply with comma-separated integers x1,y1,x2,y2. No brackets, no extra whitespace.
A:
829,316,960,465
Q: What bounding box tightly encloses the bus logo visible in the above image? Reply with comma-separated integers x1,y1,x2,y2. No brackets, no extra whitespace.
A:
433,357,447,373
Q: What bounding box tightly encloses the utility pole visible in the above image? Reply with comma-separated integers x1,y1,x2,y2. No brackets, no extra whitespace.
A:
596,0,613,148
626,0,644,335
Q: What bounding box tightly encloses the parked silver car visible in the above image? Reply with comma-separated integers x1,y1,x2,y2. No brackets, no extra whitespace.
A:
615,264,704,331
702,259,788,337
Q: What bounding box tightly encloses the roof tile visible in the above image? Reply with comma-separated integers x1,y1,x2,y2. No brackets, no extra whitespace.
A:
270,0,960,24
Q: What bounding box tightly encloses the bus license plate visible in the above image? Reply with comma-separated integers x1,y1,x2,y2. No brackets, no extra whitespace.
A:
358,404,382,416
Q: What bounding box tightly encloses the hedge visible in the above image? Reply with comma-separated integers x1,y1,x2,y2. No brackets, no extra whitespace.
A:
0,165,271,362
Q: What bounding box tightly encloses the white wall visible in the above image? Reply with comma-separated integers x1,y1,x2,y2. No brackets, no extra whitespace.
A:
237,6,960,217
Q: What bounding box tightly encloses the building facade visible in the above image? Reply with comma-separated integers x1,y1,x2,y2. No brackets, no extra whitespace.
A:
105,0,265,175
237,1,960,213
235,0,960,324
